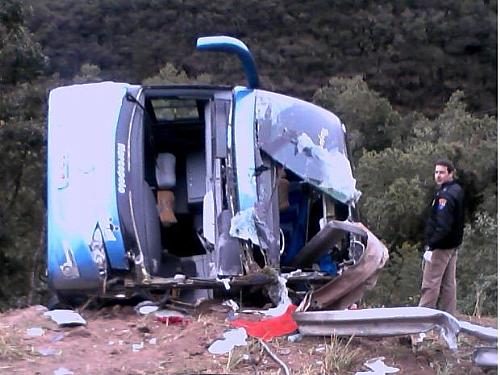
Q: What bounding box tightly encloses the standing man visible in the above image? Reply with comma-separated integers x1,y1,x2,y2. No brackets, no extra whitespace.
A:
419,159,464,315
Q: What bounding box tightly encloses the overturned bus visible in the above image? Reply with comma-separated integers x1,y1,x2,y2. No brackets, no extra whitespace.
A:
47,36,386,308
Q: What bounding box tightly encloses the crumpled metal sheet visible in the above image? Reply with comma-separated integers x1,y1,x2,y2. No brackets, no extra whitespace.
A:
308,223,389,310
293,306,498,352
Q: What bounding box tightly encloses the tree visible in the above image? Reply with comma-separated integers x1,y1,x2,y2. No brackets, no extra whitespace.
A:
0,0,48,309
0,0,46,84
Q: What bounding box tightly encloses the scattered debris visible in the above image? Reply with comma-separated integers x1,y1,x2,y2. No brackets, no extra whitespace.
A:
134,301,159,315
355,357,399,374
154,309,184,318
53,367,73,375
208,327,248,355
217,278,231,290
258,338,290,375
173,274,186,282
26,327,45,337
51,333,65,343
287,333,302,343
43,310,86,326
131,342,144,352
138,305,159,315
37,347,61,357
222,299,239,312
472,347,498,368
231,304,298,341
156,316,189,325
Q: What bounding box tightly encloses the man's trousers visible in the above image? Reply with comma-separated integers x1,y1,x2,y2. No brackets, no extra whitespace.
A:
418,248,458,315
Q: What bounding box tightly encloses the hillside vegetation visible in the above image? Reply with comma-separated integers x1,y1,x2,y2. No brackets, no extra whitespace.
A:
25,0,497,116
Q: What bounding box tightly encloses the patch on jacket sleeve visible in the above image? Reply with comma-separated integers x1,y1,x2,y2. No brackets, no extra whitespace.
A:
437,198,447,210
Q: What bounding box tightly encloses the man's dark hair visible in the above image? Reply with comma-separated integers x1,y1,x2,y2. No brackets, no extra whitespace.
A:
435,159,455,173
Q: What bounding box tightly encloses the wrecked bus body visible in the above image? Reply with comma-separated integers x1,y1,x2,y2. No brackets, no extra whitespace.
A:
47,36,383,307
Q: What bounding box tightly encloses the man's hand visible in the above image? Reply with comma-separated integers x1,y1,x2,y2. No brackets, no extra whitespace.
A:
423,250,433,263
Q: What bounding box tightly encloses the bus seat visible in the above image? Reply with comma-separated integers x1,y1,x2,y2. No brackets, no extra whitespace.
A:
156,153,178,226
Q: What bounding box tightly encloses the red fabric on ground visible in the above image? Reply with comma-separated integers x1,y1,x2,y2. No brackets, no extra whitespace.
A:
230,304,298,341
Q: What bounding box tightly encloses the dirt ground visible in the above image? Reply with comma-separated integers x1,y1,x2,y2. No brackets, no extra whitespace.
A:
0,303,496,375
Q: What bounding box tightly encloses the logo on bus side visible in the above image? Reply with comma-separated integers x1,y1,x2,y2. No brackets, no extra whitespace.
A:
117,143,126,193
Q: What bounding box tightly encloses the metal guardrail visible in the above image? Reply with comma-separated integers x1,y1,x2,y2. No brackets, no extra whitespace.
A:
293,306,497,368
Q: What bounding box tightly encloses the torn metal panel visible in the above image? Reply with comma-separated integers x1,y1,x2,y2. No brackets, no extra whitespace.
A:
254,152,281,267
473,347,498,368
253,201,278,252
308,224,388,310
255,90,361,204
294,307,462,350
216,210,242,276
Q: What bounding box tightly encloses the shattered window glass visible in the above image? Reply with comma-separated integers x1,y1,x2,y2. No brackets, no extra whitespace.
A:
255,90,361,204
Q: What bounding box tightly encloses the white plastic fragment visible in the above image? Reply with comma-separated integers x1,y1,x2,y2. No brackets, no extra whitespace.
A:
53,368,73,375
132,342,144,352
208,328,248,355
138,305,159,315
134,300,158,315
26,327,45,337
217,278,231,290
37,347,61,356
44,310,86,326
148,337,157,345
262,275,292,317
355,357,399,374
287,333,302,342
51,333,65,343
222,299,240,312
173,274,186,282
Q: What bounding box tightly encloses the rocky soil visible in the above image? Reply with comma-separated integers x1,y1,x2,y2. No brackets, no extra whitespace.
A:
0,303,496,375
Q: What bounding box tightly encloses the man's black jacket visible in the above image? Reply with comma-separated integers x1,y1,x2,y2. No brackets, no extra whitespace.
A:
425,180,465,250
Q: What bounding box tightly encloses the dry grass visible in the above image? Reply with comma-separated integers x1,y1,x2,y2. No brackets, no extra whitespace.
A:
322,335,360,374
226,339,260,372
0,327,36,361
